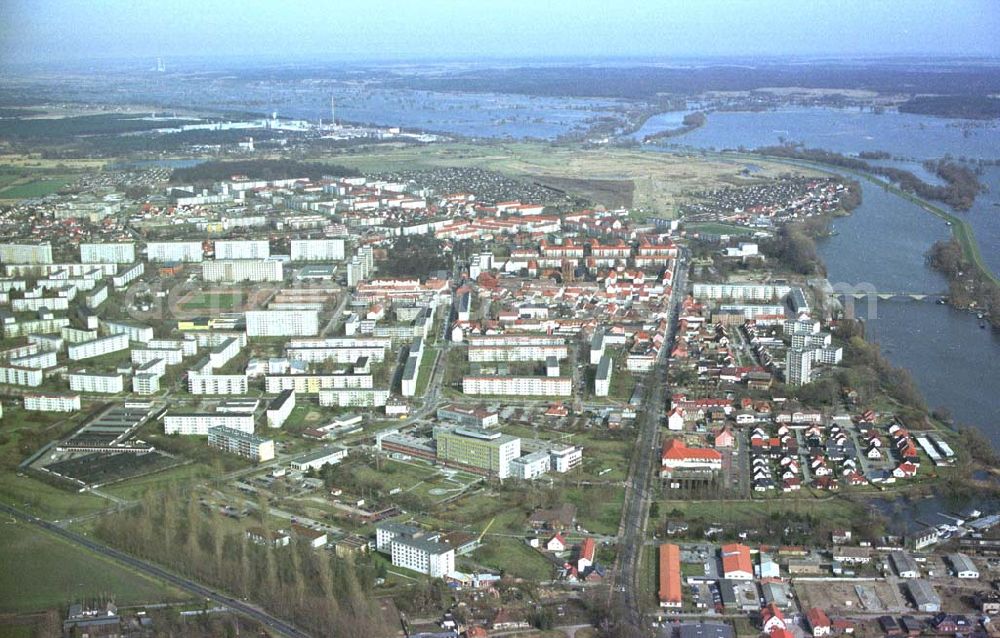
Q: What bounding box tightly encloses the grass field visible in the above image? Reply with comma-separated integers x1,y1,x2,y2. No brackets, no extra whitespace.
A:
686,222,756,236
0,176,73,200
652,496,863,532
176,291,244,311
330,142,824,214
471,537,555,581
0,523,188,613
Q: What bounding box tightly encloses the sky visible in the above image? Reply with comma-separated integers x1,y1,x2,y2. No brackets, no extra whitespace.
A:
2,0,999,66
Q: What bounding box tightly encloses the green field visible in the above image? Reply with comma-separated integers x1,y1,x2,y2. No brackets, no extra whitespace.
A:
0,523,188,613
471,537,554,581
0,176,73,199
177,291,244,311
686,222,755,236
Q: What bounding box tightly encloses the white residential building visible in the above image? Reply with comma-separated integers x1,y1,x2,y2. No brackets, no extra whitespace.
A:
266,389,295,428
290,239,345,261
265,373,374,394
102,320,154,343
208,426,274,462
550,445,583,473
145,241,203,262
68,334,129,361
188,373,249,395
68,371,125,394
80,242,135,264
467,344,569,362
462,376,572,397
245,310,319,337
214,240,270,260
111,262,144,288
510,450,551,480
317,388,389,407
163,412,254,436
595,354,613,397
202,259,283,283
0,365,43,386
24,392,81,412
785,348,813,386
0,243,53,264
131,347,183,367
132,372,161,395
391,536,456,578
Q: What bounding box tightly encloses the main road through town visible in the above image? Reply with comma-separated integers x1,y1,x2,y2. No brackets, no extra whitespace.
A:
0,502,313,638
611,251,687,630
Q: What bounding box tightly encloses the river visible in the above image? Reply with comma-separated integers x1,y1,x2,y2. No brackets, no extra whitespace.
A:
649,106,1000,444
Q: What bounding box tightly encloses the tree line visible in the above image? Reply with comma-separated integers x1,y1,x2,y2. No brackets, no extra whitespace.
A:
95,486,388,636
169,159,361,185
756,145,983,211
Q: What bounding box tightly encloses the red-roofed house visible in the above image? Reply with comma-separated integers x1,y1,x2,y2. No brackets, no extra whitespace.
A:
577,537,596,571
761,603,787,633
721,543,753,580
661,439,722,476
806,608,832,637
545,533,566,552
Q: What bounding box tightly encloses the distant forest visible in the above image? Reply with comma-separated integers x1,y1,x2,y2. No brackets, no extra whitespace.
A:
170,160,360,184
389,64,1000,99
899,95,1000,119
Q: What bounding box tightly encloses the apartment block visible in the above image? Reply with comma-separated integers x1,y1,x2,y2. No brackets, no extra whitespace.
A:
202,259,283,283
462,375,572,397
69,371,125,394
290,239,345,261
207,425,274,462
214,240,270,260
163,412,254,436
80,242,135,264
317,388,389,407
188,373,249,395
102,320,154,344
245,310,319,337
24,392,81,412
68,334,129,361
0,243,53,264
266,389,295,428
145,241,203,262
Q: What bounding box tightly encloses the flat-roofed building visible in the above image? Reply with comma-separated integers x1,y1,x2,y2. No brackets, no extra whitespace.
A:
509,450,551,480
0,243,53,265
202,259,283,283
290,239,345,261
145,241,203,262
81,242,135,264
462,375,571,397
68,333,129,360
214,240,270,260
102,320,154,344
437,403,499,428
246,310,319,337
207,425,274,462
163,412,254,436
69,371,124,394
289,446,348,471
24,392,81,412
188,373,248,395
266,389,295,428
433,426,521,478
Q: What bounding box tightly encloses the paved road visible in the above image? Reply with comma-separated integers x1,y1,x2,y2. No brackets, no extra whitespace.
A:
0,502,312,638
611,251,687,629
